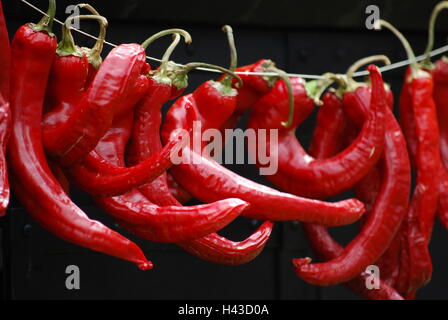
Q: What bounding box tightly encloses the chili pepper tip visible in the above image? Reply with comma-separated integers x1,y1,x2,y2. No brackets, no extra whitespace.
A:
137,260,154,270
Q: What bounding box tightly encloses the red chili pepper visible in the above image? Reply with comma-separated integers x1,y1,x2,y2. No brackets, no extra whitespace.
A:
178,221,273,266
302,89,403,299
42,11,106,117
92,104,249,243
247,60,385,199
294,64,410,286
42,22,167,166
7,0,152,270
301,225,403,300
125,26,273,263
163,81,365,225
430,61,448,231
379,20,441,298
62,70,185,197
0,0,11,215
420,2,448,229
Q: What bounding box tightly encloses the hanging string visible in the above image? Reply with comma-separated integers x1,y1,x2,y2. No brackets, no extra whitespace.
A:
19,0,448,79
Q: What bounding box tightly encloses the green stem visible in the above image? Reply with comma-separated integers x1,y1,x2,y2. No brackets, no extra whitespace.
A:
34,0,56,33
141,29,192,49
58,15,108,56
422,1,448,67
266,67,295,128
181,62,242,86
346,55,390,89
376,19,419,77
161,34,181,64
221,25,238,88
307,75,336,106
75,4,108,63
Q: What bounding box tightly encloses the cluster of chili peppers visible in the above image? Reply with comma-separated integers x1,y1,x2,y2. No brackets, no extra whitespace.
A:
2,0,448,300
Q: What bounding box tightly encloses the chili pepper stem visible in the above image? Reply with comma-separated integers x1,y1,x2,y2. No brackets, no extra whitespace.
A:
76,4,108,68
345,55,391,91
57,15,108,57
171,62,242,92
141,29,192,50
265,66,295,128
422,1,448,69
32,0,56,34
375,19,429,81
221,25,238,89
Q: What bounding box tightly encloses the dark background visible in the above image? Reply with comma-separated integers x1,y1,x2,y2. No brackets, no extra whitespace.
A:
1,0,448,300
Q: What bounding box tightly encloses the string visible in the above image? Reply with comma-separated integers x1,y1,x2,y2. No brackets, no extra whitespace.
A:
19,0,448,79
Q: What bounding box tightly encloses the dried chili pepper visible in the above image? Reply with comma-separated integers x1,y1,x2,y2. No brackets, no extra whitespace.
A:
294,64,410,286
7,0,152,270
378,19,441,297
247,55,386,199
42,13,107,154
162,53,365,225
124,25,273,264
93,107,249,243
419,1,448,229
64,32,190,196
0,0,10,215
43,27,186,166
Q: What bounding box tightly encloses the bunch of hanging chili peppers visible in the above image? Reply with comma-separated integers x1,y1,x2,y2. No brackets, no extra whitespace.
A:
2,0,448,300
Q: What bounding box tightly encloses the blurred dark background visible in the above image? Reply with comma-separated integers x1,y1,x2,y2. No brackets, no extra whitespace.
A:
1,0,448,300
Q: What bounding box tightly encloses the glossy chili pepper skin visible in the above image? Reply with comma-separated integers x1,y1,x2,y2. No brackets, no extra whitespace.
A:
0,0,10,215
162,84,365,226
42,53,89,115
66,138,183,196
248,73,384,199
343,85,403,287
93,109,249,243
300,225,403,300
126,77,181,205
8,23,152,270
308,92,348,160
97,189,248,243
178,221,274,266
219,59,274,130
42,43,148,166
294,66,410,286
63,76,185,197
125,77,272,263
430,58,448,228
302,87,403,300
398,71,441,297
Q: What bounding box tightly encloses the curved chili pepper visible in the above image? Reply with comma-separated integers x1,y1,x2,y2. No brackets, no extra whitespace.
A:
42,5,107,117
294,65,410,286
302,83,404,299
63,73,185,197
247,64,385,199
125,26,273,263
0,0,11,216
161,25,364,225
301,225,403,300
418,2,448,231
92,104,249,243
163,97,365,225
42,20,166,166
342,83,403,287
7,1,152,270
378,19,441,298
166,59,277,204
178,221,273,266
